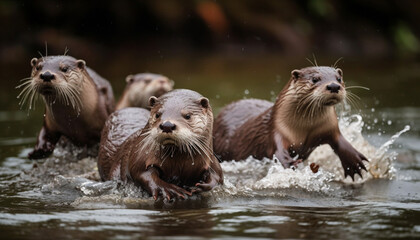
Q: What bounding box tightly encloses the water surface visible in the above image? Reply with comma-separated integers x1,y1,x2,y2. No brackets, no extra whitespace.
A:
1,55,419,239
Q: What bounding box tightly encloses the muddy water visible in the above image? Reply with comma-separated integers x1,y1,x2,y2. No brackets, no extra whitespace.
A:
1,55,419,239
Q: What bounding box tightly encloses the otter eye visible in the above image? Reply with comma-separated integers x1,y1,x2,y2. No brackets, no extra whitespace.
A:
61,66,68,73
184,114,191,120
36,65,42,71
312,77,320,84
155,113,161,118
337,77,342,83
144,79,151,84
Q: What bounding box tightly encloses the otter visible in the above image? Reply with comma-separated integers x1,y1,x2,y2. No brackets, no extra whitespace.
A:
115,73,174,110
98,89,223,200
213,66,368,180
17,55,115,159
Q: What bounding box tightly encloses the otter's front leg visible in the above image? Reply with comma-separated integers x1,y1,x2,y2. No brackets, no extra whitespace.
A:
28,124,61,159
329,134,368,180
137,167,192,201
274,133,301,168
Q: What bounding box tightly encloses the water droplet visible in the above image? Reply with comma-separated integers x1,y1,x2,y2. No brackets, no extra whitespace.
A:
244,89,249,95
378,132,382,136
371,108,375,112
387,120,392,125
373,118,378,124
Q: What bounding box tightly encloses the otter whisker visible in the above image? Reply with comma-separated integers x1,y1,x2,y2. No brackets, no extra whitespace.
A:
312,53,318,67
38,51,44,60
195,137,213,162
64,46,69,56
347,91,361,100
345,92,362,110
16,80,33,89
28,84,39,110
17,82,34,101
18,85,34,109
44,41,48,57
18,77,33,83
345,86,370,91
66,87,81,112
333,57,343,68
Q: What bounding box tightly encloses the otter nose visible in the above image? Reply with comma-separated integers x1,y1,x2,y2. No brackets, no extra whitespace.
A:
159,121,176,133
40,71,55,82
326,83,341,93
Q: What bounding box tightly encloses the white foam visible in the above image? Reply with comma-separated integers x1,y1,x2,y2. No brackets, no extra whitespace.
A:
18,107,409,206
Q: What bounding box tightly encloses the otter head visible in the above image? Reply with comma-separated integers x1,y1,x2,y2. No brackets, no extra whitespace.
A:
140,89,213,160
291,66,345,107
284,66,346,121
125,73,174,108
18,55,87,111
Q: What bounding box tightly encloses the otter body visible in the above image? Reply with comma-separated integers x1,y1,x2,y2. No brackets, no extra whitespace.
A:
98,89,223,200
116,73,173,110
98,107,150,180
18,55,114,159
214,66,367,180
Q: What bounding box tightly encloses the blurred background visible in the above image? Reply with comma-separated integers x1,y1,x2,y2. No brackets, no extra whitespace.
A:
0,0,419,157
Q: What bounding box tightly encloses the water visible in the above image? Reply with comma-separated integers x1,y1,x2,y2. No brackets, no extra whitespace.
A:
1,55,420,239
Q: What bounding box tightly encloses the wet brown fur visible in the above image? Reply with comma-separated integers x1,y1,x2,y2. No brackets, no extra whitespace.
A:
116,73,173,110
98,89,223,200
19,55,115,159
213,66,368,180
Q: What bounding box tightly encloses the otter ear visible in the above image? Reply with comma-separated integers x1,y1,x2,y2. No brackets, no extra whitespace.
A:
76,60,86,69
125,75,134,83
30,58,38,67
336,68,343,76
149,96,158,107
199,97,209,108
291,70,301,80
169,79,175,88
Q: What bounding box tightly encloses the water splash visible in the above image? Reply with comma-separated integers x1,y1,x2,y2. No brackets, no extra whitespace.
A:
15,108,410,207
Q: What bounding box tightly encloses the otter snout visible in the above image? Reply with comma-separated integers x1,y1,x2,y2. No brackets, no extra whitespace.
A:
160,121,176,133
326,83,341,93
40,71,55,82
158,78,168,85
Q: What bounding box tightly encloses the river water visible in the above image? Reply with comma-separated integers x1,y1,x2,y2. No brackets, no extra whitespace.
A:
0,55,419,239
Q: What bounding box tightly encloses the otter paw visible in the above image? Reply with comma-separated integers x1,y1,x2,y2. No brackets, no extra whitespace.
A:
151,183,192,201
342,152,368,181
28,149,53,160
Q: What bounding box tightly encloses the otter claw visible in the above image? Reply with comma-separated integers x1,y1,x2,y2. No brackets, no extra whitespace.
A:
343,155,368,181
151,183,191,201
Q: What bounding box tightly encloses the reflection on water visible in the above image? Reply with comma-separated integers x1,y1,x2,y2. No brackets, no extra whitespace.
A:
1,56,420,239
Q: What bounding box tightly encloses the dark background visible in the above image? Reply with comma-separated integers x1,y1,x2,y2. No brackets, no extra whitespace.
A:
2,0,420,62
1,0,420,111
